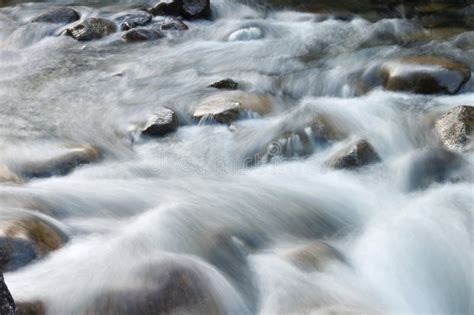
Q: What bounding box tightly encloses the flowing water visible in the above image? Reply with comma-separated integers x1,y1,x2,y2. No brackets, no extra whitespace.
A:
0,0,473,314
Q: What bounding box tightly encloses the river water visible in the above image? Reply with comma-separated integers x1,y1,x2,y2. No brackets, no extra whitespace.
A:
0,1,473,314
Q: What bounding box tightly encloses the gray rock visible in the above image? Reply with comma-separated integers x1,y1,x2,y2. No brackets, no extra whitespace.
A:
31,7,80,24
140,107,179,137
406,148,466,191
160,17,189,31
114,10,152,31
65,18,117,41
435,105,474,152
328,139,380,169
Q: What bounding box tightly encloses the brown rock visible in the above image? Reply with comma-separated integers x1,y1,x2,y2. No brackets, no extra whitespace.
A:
19,145,101,180
122,29,164,42
435,105,474,152
16,301,46,315
0,217,68,272
378,56,471,95
193,92,273,124
328,139,380,169
84,259,223,315
281,240,346,272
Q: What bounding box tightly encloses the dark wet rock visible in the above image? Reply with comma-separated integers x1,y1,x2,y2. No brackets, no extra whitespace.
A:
280,240,346,272
65,18,117,41
0,217,68,272
435,105,474,152
121,29,164,42
19,145,101,180
328,139,380,169
149,0,182,17
378,56,471,95
0,274,15,315
16,301,46,315
193,92,273,124
160,17,189,31
84,258,224,315
0,237,37,272
208,78,238,90
140,107,179,137
406,148,466,191
150,0,211,20
114,10,152,31
31,7,80,24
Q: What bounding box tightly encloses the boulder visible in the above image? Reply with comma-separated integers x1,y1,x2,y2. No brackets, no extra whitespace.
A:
84,259,223,315
406,148,466,191
65,18,117,41
150,0,211,20
280,240,346,272
193,92,273,124
140,107,179,137
327,140,380,169
208,78,238,90
16,301,46,315
0,274,15,315
121,29,164,42
31,7,80,24
378,56,471,95
18,145,100,180
114,11,152,31
160,17,189,31
435,105,474,152
0,217,68,272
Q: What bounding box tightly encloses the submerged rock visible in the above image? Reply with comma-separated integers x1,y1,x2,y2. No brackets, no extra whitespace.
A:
208,78,239,90
31,7,80,24
228,27,264,41
435,105,474,152
65,18,117,41
84,258,223,315
406,148,466,191
150,0,211,20
193,91,273,124
140,107,179,137
160,17,189,31
0,274,15,315
122,29,164,42
254,114,347,164
280,240,346,272
16,301,46,315
328,140,380,169
378,56,471,95
0,217,68,272
114,11,153,31
19,145,100,180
